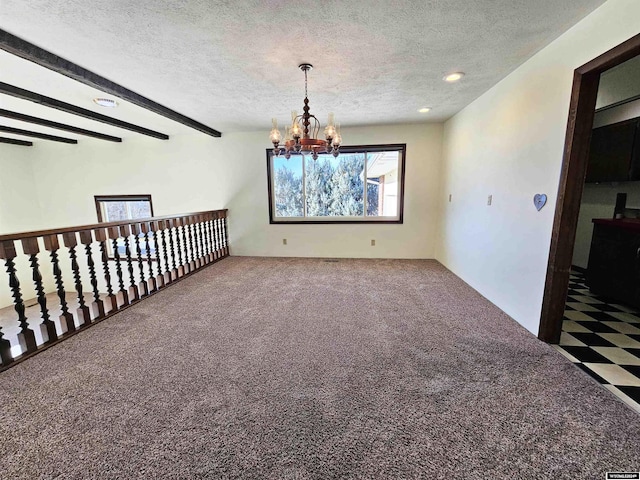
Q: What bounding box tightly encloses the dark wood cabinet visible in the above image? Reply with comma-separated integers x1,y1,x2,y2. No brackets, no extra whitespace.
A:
585,118,640,183
586,220,640,307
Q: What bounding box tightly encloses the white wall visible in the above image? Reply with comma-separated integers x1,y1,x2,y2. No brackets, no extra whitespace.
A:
18,124,442,259
3,122,442,253
436,0,640,335
22,136,222,228
0,144,43,233
0,144,48,309
225,124,443,258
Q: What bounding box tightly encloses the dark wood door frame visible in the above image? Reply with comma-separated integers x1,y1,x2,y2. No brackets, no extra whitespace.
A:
539,33,640,343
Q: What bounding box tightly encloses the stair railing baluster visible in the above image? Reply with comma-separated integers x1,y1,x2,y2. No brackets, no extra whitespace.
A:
62,232,91,327
171,218,180,277
192,217,199,269
212,213,220,261
198,215,208,265
186,216,196,271
150,221,164,289
120,224,139,302
192,217,199,268
79,230,105,320
0,240,36,356
200,215,208,265
204,213,213,263
198,215,210,265
21,237,57,345
173,218,185,277
192,217,200,269
222,212,230,257
142,222,157,293
164,219,176,281
203,214,211,263
186,217,195,273
108,226,129,307
43,234,76,333
195,216,203,268
181,217,190,275
182,218,190,272
159,220,173,284
94,228,117,314
1,240,38,353
131,223,149,297
197,216,205,267
211,212,220,260
218,212,225,259
216,212,223,259
0,245,14,362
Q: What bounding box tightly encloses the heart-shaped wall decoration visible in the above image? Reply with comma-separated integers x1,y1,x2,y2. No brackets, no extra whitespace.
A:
534,194,547,211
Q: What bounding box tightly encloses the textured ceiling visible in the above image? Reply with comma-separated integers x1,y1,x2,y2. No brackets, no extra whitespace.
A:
0,0,607,136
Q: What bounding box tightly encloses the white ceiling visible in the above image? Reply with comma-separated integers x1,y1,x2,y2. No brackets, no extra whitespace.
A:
0,0,607,138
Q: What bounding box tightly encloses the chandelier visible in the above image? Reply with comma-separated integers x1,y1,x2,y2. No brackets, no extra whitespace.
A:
269,63,342,160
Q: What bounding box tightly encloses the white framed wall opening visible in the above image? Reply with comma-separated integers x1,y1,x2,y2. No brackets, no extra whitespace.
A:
266,144,406,224
94,194,154,223
94,194,155,257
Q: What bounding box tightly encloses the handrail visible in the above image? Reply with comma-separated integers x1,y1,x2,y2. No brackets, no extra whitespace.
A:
0,209,229,241
0,208,230,371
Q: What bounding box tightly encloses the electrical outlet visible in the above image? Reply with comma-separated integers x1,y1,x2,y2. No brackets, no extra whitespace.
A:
449,194,452,202
282,238,287,245
487,195,492,206
371,239,376,246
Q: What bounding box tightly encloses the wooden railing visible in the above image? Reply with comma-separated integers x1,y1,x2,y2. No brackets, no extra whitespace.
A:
0,209,229,370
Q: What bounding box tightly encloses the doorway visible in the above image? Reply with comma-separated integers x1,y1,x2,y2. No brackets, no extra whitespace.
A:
539,33,640,344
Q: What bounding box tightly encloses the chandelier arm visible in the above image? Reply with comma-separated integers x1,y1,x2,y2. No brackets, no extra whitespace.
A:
310,116,320,139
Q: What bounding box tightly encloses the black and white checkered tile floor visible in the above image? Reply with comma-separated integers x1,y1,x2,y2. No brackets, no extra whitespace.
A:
555,269,640,414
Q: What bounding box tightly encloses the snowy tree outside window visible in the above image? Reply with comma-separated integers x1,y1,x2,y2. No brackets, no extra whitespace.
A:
268,145,405,223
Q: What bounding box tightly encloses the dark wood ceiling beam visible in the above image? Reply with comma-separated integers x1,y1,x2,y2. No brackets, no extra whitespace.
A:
0,109,122,142
0,29,222,138
0,136,32,147
0,82,169,140
0,125,77,144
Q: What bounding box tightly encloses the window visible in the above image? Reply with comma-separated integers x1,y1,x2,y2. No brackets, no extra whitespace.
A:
94,195,155,257
95,194,154,223
266,144,405,223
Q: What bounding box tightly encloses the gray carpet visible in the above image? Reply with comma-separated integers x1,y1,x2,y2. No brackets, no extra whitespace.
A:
0,257,638,479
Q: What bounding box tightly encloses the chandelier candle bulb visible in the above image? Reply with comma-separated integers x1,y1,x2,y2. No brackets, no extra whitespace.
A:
324,112,337,143
290,111,302,140
269,118,282,156
332,124,342,148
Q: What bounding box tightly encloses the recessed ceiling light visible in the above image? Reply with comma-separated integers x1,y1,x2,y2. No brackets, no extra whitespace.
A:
443,72,465,83
418,107,431,113
93,98,119,108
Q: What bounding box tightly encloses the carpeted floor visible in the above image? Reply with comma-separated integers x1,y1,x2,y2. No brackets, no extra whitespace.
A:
0,257,639,479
